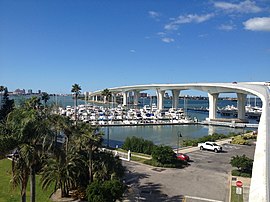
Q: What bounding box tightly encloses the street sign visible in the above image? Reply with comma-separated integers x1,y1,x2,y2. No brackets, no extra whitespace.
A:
236,180,243,187
236,187,242,195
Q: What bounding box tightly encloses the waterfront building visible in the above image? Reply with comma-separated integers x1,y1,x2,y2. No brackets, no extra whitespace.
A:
13,88,25,95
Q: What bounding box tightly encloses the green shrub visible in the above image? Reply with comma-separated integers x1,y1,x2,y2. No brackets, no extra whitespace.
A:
242,133,257,140
240,172,252,178
86,179,126,202
152,145,176,165
144,158,187,168
122,136,155,155
182,133,239,147
231,136,249,145
231,169,251,178
231,169,241,176
230,155,253,173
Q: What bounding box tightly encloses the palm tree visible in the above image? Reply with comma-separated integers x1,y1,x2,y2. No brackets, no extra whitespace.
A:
74,122,102,184
24,96,41,110
10,150,30,202
101,89,111,147
101,88,111,104
0,87,14,121
41,147,84,197
4,104,51,202
0,85,5,109
71,84,81,122
49,114,74,155
92,152,125,182
41,92,50,106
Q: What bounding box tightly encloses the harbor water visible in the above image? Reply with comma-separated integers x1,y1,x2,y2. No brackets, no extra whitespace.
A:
11,95,259,148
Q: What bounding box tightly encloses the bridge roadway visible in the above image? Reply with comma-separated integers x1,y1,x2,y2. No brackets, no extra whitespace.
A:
89,82,270,202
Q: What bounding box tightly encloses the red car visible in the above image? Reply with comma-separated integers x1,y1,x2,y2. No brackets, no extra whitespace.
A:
177,153,190,161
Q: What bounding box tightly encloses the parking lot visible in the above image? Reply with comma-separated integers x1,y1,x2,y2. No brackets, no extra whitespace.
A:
123,143,255,202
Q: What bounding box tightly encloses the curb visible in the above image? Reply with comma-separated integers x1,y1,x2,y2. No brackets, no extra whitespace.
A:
229,172,232,202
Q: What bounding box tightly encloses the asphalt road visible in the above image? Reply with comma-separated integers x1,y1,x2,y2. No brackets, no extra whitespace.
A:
122,143,255,202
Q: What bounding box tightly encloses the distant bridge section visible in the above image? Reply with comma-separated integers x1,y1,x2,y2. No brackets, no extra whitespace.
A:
90,82,270,202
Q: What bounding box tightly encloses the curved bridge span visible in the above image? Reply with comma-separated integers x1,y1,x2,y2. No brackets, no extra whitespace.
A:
90,82,270,201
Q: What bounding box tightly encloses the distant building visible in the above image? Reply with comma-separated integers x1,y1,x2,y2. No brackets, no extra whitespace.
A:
28,89,33,94
13,89,25,95
38,90,41,94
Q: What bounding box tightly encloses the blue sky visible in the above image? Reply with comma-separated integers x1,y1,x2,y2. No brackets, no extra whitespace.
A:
1,0,270,94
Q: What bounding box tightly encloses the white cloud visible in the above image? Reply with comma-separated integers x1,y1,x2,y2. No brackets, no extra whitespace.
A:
243,17,270,31
164,13,214,30
161,37,175,43
214,1,262,13
218,24,235,31
148,11,160,19
130,49,136,53
157,32,166,37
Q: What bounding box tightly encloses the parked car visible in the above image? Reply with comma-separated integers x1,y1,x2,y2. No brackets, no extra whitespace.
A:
176,153,190,161
198,141,222,153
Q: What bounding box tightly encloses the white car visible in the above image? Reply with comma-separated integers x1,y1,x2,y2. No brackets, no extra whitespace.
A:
198,142,222,153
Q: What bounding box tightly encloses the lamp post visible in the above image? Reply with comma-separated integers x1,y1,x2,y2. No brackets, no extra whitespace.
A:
106,108,110,148
177,131,182,155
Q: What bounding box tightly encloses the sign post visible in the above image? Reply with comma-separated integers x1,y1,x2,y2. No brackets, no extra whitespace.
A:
235,180,243,202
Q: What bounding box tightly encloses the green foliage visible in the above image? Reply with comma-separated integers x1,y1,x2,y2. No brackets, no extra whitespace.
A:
86,179,126,202
41,92,50,106
231,186,243,202
151,145,176,165
0,159,54,202
122,136,155,155
230,155,253,174
182,132,240,147
231,136,249,145
0,87,14,121
1,93,126,201
101,88,112,103
93,152,125,181
231,169,252,178
144,158,187,168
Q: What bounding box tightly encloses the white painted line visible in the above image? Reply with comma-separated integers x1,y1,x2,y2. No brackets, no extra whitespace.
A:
185,195,223,202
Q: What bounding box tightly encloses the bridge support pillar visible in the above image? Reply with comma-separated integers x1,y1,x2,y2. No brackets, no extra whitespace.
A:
134,91,140,106
122,91,128,106
172,90,180,109
208,93,219,120
237,93,247,120
156,89,165,110
111,93,116,107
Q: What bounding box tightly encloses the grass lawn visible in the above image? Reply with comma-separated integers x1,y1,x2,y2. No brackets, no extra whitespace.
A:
0,159,54,202
231,186,243,202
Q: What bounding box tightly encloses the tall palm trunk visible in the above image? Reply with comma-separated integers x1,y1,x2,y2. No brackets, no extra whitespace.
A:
74,94,78,123
21,186,27,202
88,147,93,184
21,172,28,202
30,166,36,202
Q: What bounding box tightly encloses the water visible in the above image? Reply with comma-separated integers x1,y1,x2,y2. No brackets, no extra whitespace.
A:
9,95,259,148
102,124,246,148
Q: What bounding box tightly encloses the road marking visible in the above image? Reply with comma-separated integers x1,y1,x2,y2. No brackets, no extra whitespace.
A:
185,195,223,202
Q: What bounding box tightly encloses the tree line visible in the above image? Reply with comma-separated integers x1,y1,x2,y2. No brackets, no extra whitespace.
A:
0,84,126,202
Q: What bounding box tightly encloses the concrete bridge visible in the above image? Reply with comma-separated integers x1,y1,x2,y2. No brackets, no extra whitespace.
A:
90,82,270,201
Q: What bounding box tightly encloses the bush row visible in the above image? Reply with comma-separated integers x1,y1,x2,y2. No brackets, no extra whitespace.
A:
182,132,241,147
122,136,155,155
231,169,252,178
